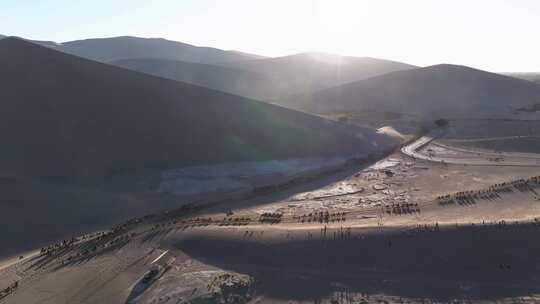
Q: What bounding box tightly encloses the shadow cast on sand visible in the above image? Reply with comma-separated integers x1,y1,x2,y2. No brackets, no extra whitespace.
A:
176,224,540,302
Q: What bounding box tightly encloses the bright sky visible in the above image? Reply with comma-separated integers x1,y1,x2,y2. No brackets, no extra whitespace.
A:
1,0,539,72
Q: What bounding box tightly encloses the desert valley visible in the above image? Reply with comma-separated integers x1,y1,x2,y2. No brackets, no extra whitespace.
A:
2,4,540,302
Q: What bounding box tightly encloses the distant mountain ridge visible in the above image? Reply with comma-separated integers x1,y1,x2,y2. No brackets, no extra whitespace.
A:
110,52,417,101
0,34,265,64
222,52,418,98
1,34,419,101
506,72,540,84
54,36,265,63
285,64,540,119
0,37,395,178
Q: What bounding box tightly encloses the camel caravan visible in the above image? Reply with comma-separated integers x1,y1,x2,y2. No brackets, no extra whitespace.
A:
152,215,256,231
40,237,78,256
40,221,141,257
384,203,420,215
436,175,540,206
38,211,156,258
49,231,135,265
37,215,149,268
259,212,283,224
0,281,18,300
219,217,251,226
293,211,347,224
152,217,213,230
407,217,540,235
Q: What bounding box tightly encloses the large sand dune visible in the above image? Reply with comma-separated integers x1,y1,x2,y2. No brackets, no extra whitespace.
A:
286,64,540,119
0,37,396,179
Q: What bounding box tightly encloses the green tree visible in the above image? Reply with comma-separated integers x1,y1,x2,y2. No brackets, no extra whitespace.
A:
434,119,449,128
338,116,349,124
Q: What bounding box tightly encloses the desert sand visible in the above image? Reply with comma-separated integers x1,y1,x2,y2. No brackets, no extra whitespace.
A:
3,137,540,303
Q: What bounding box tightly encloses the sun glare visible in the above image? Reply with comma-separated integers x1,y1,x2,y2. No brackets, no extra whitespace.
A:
315,0,373,32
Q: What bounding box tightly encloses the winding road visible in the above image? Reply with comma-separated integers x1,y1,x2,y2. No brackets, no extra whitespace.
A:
401,134,540,167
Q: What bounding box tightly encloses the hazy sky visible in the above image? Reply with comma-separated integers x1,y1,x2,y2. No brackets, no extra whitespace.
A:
2,0,540,72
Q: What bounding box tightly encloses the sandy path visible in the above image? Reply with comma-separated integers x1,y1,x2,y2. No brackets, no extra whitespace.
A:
402,134,540,166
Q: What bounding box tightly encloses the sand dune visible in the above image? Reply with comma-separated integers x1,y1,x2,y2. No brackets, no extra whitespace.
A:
287,64,540,119
0,37,396,179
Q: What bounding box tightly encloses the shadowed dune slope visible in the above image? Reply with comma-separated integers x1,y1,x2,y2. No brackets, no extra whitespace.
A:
111,58,277,100
0,37,396,178
178,225,540,301
287,64,540,118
